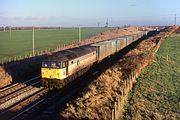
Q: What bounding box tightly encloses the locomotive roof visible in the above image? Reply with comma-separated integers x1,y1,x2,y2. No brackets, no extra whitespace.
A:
47,46,96,62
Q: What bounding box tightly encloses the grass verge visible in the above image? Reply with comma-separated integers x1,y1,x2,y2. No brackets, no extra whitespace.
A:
123,34,180,120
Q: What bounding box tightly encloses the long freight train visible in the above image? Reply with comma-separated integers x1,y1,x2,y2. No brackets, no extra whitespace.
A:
41,31,148,89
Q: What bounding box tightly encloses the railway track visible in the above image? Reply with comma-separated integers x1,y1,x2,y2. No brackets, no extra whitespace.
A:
0,76,48,120
0,76,41,105
0,76,40,98
0,88,48,120
8,81,86,120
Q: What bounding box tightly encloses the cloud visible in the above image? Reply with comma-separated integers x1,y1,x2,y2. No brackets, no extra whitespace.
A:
0,15,66,26
0,16,59,21
0,11,7,15
128,0,137,7
129,4,136,7
23,17,44,21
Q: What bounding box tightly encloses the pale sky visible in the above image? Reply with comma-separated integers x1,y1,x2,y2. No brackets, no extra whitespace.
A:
0,0,180,27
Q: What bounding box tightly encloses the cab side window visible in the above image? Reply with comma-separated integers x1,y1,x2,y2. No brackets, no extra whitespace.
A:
77,60,80,65
51,63,56,68
62,62,66,68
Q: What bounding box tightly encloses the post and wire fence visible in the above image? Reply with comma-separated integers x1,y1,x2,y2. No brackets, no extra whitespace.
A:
32,26,35,56
0,27,111,64
79,25,81,42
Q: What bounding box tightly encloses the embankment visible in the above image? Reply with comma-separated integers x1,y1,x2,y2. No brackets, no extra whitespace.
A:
59,26,177,120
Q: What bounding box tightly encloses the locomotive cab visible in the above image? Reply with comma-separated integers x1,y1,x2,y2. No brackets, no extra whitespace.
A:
41,60,68,80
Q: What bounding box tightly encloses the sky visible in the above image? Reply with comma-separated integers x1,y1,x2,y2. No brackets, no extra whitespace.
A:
0,0,180,27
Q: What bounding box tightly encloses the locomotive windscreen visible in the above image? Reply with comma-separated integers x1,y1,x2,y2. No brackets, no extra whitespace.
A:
42,61,61,68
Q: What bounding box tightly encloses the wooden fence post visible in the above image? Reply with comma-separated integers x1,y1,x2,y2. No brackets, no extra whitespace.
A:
130,73,133,89
111,109,115,120
124,80,127,94
114,101,117,119
8,58,11,62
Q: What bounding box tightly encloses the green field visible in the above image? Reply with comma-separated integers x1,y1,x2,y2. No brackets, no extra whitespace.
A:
0,28,110,63
123,35,180,119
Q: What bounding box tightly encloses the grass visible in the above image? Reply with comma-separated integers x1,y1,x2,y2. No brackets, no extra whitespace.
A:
123,35,180,120
0,27,110,62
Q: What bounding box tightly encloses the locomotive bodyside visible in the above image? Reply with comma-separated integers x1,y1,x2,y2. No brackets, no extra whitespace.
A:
67,49,97,76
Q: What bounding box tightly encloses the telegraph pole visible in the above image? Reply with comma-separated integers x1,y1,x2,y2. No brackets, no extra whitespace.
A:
32,26,35,56
10,26,11,40
78,25,81,42
174,14,176,26
106,18,109,27
98,22,100,27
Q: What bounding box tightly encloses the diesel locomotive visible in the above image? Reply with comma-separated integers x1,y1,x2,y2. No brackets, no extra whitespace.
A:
41,31,147,89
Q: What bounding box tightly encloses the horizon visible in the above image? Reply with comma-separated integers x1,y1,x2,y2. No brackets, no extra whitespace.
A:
1,0,180,27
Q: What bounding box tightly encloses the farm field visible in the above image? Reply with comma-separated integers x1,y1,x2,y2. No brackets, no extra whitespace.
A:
0,27,110,63
123,34,180,119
